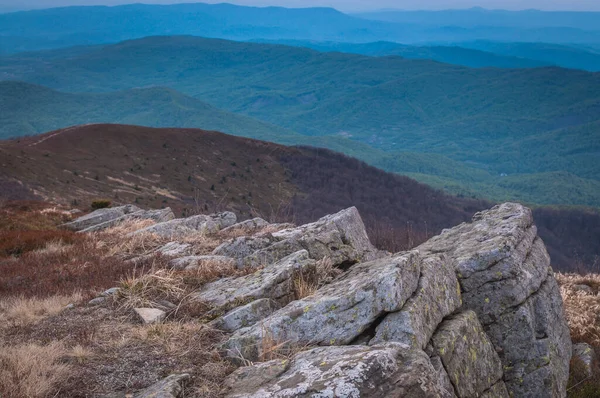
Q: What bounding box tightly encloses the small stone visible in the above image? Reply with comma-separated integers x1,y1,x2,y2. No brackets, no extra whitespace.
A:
133,374,190,398
134,308,166,324
101,287,121,297
65,303,75,310
573,284,594,294
88,297,107,306
573,343,596,377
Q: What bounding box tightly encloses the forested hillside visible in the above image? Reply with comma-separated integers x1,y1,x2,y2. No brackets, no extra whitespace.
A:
2,37,599,207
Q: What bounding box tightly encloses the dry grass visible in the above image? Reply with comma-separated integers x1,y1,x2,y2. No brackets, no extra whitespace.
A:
118,268,187,311
0,293,81,328
557,273,600,347
0,342,71,398
293,257,341,300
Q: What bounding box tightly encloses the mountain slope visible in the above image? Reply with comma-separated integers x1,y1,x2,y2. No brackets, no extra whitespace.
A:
253,39,551,69
0,81,300,142
2,37,600,207
1,124,598,270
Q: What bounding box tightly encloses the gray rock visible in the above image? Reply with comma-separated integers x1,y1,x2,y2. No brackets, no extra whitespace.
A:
156,242,192,257
219,217,270,234
88,297,107,306
134,308,166,324
430,356,458,398
155,300,177,312
133,374,189,398
431,310,506,398
80,207,176,233
572,343,596,377
573,284,594,294
223,251,421,362
100,287,120,297
211,298,277,332
170,255,235,271
481,382,511,398
132,212,236,238
214,207,381,269
225,343,454,398
370,254,462,349
62,204,141,231
65,303,75,310
418,203,571,398
195,250,315,312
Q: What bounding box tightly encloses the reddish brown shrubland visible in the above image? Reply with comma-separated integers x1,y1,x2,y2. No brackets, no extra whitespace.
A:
0,229,81,257
0,201,73,231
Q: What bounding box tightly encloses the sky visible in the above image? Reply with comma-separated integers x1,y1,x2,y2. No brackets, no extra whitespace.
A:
2,0,600,12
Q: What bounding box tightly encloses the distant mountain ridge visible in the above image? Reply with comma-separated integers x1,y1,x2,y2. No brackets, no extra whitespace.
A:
1,2,600,55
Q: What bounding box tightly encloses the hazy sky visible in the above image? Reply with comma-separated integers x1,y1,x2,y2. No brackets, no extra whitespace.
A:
2,0,600,12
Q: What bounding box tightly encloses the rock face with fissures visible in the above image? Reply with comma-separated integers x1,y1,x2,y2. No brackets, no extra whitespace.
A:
219,204,571,398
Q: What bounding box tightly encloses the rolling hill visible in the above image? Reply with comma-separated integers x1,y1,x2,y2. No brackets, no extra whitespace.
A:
1,36,600,208
1,124,598,271
255,39,600,72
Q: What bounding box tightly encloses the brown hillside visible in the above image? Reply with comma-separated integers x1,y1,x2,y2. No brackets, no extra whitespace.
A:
1,124,598,271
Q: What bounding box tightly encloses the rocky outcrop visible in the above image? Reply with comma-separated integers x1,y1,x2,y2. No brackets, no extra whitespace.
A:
213,207,381,269
132,212,236,238
170,255,235,271
219,218,270,234
220,204,571,398
223,252,420,362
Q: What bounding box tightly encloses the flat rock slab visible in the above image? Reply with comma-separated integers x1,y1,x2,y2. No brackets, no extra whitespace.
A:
133,212,236,238
133,374,189,398
170,255,235,271
80,207,175,233
219,217,270,234
225,343,454,398
134,308,166,324
62,204,141,231
432,310,505,398
224,251,421,362
195,250,315,311
210,298,277,332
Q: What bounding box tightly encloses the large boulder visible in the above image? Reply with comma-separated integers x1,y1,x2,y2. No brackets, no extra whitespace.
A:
225,343,454,398
418,203,571,397
132,212,236,238
213,207,382,269
62,204,141,231
223,252,421,362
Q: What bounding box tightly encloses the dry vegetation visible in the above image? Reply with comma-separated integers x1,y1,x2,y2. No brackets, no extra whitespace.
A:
0,201,293,397
556,273,600,397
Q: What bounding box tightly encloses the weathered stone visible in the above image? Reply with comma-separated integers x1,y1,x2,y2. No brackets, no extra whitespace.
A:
195,250,315,311
100,287,120,297
481,382,510,398
225,343,453,398
219,217,270,234
133,212,236,238
170,255,236,271
155,300,177,312
80,207,176,233
156,242,192,257
211,298,277,332
418,203,571,398
430,356,458,397
134,308,166,324
223,252,421,361
214,207,381,269
88,296,107,306
573,284,594,294
370,255,462,349
484,276,571,398
133,374,189,398
572,343,596,377
62,204,141,231
431,310,506,398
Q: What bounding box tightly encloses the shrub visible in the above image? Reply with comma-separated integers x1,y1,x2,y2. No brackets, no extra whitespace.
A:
0,229,80,257
91,199,112,210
